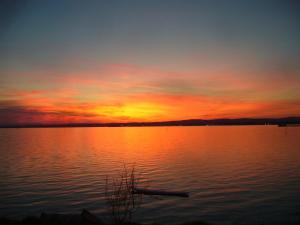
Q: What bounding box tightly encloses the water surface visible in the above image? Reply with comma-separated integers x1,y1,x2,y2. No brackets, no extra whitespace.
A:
0,126,300,225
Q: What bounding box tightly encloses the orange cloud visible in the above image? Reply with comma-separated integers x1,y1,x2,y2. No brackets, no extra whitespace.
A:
1,63,300,124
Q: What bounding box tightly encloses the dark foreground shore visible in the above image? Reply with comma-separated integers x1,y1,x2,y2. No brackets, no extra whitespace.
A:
0,209,212,225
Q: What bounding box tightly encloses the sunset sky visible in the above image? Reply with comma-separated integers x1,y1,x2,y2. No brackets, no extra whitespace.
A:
1,0,300,124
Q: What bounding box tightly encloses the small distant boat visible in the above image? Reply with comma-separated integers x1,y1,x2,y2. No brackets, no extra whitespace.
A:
278,123,300,127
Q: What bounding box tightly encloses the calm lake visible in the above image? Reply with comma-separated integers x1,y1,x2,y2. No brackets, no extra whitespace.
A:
0,126,300,225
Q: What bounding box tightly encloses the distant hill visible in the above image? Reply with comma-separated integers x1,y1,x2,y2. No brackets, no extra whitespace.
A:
1,117,300,128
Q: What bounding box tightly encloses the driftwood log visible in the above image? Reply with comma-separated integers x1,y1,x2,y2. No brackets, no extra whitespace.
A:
133,188,189,198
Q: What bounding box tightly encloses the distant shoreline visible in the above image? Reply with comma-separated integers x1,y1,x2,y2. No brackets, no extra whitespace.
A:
1,117,299,128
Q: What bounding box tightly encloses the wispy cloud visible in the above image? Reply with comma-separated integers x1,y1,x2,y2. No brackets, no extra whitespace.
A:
1,63,300,124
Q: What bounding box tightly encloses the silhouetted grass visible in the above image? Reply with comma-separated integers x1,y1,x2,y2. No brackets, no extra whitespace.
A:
105,165,142,224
